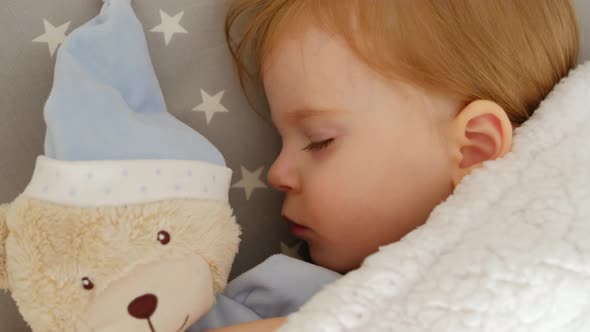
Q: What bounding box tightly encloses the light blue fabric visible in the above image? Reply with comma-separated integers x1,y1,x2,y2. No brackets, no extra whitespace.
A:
44,0,225,165
188,255,341,331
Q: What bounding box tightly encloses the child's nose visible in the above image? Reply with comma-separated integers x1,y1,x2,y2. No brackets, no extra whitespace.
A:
267,152,298,193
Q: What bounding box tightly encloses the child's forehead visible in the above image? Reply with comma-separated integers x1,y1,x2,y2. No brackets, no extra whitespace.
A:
265,31,372,95
262,25,356,79
263,29,418,124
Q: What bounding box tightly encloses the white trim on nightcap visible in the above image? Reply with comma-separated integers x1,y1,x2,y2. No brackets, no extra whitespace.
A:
24,156,232,207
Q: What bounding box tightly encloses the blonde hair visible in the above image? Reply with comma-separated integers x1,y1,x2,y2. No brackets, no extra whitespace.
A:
225,0,579,125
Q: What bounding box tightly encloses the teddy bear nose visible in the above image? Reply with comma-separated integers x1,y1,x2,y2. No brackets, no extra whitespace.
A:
128,293,158,319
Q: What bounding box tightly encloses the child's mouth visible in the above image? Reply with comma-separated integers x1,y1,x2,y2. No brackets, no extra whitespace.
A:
289,222,309,236
283,216,310,236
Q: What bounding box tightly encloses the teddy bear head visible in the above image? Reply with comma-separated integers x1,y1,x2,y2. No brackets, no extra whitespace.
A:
0,195,240,332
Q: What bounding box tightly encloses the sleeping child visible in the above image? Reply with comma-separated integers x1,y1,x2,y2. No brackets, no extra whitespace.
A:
194,0,581,331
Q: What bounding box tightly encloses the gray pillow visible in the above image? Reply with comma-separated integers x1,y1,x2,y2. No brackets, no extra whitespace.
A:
0,1,305,331
575,0,590,61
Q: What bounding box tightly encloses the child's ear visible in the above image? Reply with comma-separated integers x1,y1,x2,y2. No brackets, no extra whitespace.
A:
0,203,8,290
449,100,513,186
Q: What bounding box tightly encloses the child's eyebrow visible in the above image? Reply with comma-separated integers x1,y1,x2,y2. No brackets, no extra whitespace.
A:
286,107,346,122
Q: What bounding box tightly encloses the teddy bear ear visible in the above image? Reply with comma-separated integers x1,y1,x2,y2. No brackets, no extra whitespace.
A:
0,203,8,290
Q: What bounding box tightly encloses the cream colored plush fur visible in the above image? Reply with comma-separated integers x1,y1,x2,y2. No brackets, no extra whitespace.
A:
0,204,8,290
0,195,240,331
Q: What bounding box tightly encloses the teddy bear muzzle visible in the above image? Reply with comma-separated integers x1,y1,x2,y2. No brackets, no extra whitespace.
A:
76,255,214,332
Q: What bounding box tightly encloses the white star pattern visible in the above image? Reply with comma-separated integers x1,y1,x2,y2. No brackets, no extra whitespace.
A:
192,89,229,124
150,10,188,46
281,241,303,260
232,166,267,200
32,19,71,57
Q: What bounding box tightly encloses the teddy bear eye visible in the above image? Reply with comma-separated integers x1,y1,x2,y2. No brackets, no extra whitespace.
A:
157,230,170,245
82,277,94,290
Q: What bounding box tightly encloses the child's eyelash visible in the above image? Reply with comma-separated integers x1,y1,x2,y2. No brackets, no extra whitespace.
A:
303,138,335,151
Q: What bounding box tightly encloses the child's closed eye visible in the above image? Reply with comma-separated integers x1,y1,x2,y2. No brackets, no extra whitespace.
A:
303,138,334,151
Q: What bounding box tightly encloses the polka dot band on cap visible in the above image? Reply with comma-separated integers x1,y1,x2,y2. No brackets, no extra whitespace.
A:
23,156,232,207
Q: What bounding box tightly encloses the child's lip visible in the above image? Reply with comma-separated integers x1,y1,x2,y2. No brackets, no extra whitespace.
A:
289,222,310,237
282,215,310,236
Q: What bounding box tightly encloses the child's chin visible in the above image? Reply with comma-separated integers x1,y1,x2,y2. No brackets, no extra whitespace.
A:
309,246,358,273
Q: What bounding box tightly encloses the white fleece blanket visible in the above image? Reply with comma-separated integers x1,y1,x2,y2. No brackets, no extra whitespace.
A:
279,62,590,332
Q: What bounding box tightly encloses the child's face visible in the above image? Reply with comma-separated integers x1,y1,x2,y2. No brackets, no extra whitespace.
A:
263,26,461,273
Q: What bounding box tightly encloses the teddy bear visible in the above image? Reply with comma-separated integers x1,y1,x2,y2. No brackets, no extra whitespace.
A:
0,0,240,331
